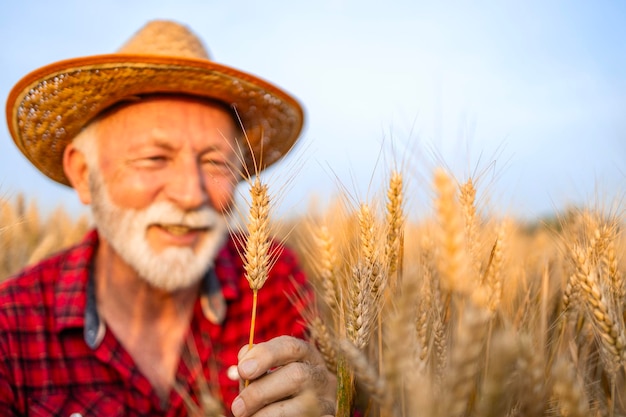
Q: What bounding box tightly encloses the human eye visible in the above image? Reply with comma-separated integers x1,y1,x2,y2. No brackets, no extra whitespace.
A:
132,154,168,168
201,156,233,176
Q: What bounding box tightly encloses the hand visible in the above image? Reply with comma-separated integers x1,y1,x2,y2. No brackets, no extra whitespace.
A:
230,335,337,417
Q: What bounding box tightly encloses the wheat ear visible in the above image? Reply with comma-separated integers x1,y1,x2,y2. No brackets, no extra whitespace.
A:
242,176,272,386
384,265,420,417
552,358,590,417
515,335,547,416
384,170,404,282
483,222,505,312
459,178,481,280
571,244,625,376
475,330,519,417
416,254,434,365
432,309,448,390
358,202,385,299
443,299,491,417
345,262,376,350
314,224,341,318
309,315,338,372
336,338,390,409
599,225,623,303
434,169,471,296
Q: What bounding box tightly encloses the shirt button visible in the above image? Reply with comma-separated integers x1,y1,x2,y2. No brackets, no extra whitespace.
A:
70,413,83,417
227,365,240,381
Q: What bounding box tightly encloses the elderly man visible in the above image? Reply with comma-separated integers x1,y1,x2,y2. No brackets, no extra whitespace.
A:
0,20,336,417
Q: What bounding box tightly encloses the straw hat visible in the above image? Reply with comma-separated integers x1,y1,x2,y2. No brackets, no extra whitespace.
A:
5,20,304,185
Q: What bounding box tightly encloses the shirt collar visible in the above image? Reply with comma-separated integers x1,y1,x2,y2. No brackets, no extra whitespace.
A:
53,229,241,349
53,230,99,333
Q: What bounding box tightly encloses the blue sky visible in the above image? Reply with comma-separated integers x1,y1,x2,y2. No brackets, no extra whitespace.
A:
1,1,625,220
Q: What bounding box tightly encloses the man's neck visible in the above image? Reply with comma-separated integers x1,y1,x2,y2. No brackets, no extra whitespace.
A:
93,240,201,400
93,241,200,324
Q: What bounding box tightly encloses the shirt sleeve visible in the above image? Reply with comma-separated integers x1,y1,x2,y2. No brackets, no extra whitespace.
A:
0,302,20,416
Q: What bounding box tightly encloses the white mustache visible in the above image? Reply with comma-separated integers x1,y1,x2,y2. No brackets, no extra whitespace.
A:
139,202,221,229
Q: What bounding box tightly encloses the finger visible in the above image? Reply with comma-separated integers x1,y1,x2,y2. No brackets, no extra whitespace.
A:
236,361,334,416
237,336,319,381
237,343,253,358
233,361,303,415
232,385,323,417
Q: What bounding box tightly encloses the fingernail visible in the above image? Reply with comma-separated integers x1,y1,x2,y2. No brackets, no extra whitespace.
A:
231,396,246,417
240,359,258,376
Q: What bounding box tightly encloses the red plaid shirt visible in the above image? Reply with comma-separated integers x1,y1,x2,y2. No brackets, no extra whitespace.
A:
0,230,311,417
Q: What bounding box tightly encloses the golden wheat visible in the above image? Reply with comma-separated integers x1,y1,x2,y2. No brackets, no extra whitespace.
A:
0,195,89,281
3,162,626,417
552,357,591,417
384,170,404,280
242,176,272,292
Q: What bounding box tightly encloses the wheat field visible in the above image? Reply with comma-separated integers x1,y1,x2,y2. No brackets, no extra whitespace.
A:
1,166,625,417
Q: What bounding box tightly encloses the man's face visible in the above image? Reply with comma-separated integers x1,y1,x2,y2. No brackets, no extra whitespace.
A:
86,96,242,290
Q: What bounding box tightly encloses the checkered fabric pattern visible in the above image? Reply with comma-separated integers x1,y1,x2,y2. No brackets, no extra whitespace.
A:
0,230,311,416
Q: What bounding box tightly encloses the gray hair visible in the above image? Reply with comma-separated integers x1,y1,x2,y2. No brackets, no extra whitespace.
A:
71,120,101,169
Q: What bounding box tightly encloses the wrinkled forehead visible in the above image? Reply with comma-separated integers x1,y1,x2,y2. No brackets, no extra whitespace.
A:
92,93,244,134
74,94,249,171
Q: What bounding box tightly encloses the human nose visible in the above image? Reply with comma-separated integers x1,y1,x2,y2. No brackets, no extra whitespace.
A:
165,159,208,210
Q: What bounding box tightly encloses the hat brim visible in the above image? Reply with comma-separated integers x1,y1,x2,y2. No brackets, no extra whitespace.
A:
6,54,304,186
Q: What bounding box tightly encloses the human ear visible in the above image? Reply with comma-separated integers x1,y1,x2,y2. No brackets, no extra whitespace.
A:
63,143,92,205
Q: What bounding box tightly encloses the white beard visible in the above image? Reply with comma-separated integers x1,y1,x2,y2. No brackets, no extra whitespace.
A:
88,171,228,292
